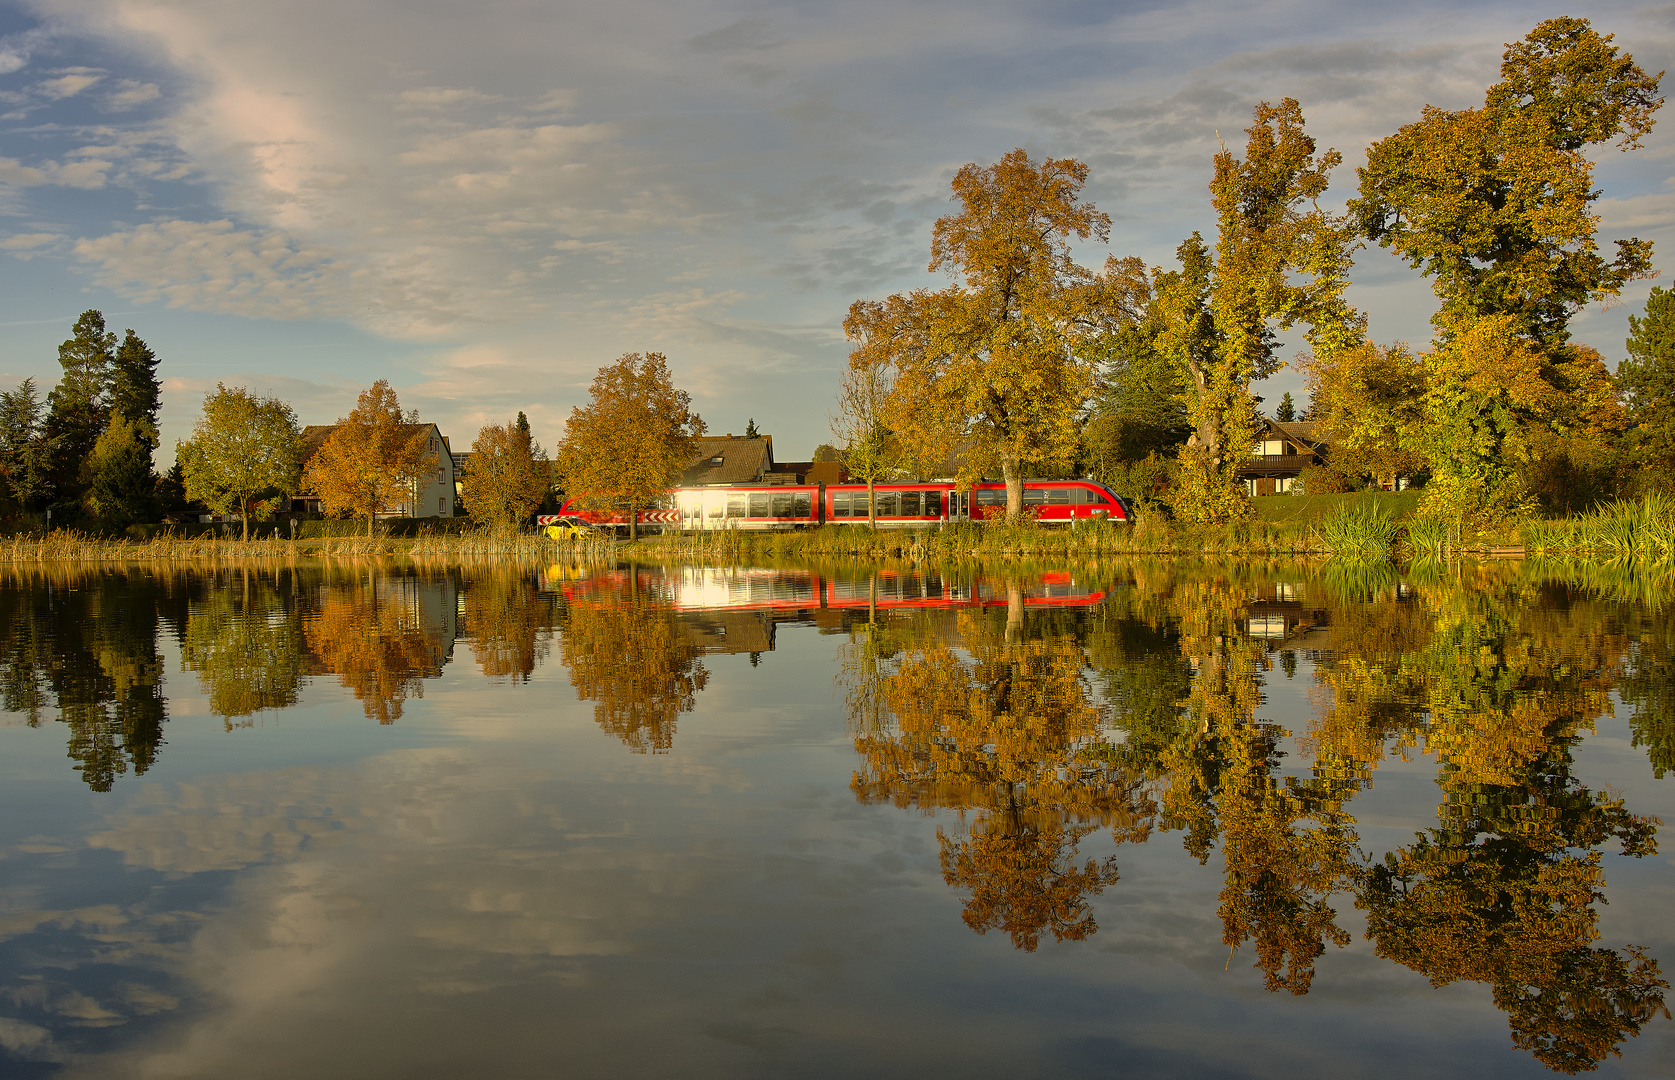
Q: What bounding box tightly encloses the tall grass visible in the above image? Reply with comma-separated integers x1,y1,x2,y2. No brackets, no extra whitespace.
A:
0,527,620,564
1320,498,1400,558
1519,493,1675,562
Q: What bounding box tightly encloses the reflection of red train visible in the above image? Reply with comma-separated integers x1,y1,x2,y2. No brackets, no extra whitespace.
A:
554,479,1128,533
541,567,1110,612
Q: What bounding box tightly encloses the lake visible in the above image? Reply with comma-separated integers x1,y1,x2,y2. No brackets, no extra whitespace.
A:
0,559,1670,1079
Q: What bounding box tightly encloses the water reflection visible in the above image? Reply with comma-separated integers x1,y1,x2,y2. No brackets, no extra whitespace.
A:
833,563,1670,1071
0,560,1670,1074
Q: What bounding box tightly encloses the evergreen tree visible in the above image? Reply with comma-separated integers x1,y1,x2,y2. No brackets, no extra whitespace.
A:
0,378,53,512
745,417,759,438
515,410,533,452
1275,392,1297,423
109,330,162,451
84,414,156,528
46,310,117,499
1621,286,1675,483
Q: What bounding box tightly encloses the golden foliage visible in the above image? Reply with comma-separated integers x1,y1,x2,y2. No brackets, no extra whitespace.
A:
844,150,1135,517
303,576,442,723
559,576,708,752
459,421,551,531
303,380,434,537
553,353,704,541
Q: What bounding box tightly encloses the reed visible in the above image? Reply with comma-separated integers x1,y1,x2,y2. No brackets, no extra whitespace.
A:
1319,497,1400,557
1518,493,1675,562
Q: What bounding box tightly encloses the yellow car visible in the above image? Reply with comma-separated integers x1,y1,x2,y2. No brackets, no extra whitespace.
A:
543,515,597,540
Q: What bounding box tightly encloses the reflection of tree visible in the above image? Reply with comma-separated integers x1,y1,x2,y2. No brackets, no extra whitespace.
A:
1360,745,1666,1074
0,569,171,791
180,569,306,727
303,575,442,723
1622,602,1675,779
847,593,1145,951
1311,567,1668,1070
560,579,708,752
1151,572,1362,994
461,570,556,683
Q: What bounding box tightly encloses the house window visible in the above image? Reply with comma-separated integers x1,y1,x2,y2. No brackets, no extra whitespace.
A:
710,455,723,465
439,497,446,513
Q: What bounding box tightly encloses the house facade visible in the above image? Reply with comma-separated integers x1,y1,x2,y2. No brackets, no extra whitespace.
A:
1237,419,1326,496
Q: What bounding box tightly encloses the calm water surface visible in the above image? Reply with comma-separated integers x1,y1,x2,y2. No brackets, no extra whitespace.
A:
0,560,1671,1079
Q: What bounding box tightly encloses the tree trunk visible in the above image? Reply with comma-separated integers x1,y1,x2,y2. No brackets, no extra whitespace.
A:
867,480,876,527
368,513,375,539
1001,454,1023,521
629,497,638,542
241,502,250,541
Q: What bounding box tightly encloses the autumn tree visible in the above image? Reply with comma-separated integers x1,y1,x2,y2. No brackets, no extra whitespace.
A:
177,384,304,539
845,150,1143,519
304,380,433,538
1620,286,1675,487
831,359,908,526
1352,18,1660,349
460,420,551,531
553,353,704,541
1156,100,1363,525
1297,341,1427,488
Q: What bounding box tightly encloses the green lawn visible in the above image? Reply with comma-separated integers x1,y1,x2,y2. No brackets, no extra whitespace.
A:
1251,490,1422,526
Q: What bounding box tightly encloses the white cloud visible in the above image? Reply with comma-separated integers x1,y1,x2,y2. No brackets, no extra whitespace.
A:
105,78,160,109
36,68,104,98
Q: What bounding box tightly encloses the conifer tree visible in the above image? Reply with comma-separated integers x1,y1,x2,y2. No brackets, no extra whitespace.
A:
109,330,162,451
46,310,116,502
1275,392,1296,423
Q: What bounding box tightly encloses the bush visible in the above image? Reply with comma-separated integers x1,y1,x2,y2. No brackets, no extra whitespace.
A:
1297,465,1354,495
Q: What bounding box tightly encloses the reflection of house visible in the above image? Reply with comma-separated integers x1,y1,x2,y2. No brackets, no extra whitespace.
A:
678,610,777,654
1237,419,1327,497
291,423,458,517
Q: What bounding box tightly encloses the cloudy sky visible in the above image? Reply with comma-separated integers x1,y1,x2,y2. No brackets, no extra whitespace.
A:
1,0,1672,460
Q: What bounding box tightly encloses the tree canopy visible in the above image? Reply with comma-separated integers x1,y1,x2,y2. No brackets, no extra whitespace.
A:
303,380,432,537
845,149,1142,518
553,352,704,541
460,419,551,531
177,384,303,539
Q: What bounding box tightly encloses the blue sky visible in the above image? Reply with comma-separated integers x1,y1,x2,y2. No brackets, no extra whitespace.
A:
2,0,1672,461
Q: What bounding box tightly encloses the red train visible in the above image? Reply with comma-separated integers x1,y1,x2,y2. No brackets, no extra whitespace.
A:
554,480,1128,533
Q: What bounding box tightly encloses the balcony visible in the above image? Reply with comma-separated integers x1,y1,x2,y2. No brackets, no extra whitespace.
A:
1238,453,1317,477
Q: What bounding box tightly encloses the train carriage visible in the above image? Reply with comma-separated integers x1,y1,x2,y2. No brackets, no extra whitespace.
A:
555,478,1129,532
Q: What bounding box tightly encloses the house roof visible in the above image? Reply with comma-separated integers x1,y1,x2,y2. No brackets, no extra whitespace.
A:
1274,420,1324,446
300,422,445,466
679,435,774,486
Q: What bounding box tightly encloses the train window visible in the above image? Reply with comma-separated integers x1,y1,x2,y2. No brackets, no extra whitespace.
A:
1071,488,1095,504
792,492,811,517
1047,488,1070,505
727,494,746,518
899,491,921,516
832,492,850,517
749,493,770,517
771,492,793,517
976,488,1004,506
875,492,898,516
925,491,942,516
1023,488,1046,505
708,499,723,519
